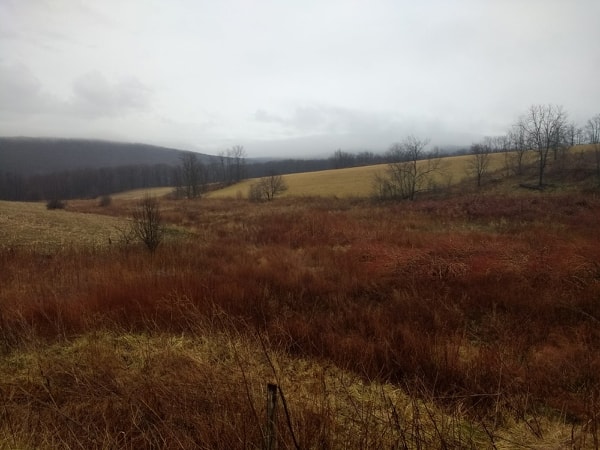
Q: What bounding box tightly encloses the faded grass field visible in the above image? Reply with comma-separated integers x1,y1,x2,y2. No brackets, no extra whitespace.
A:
1,148,600,449
0,200,127,249
113,151,515,201
114,145,592,200
205,156,481,199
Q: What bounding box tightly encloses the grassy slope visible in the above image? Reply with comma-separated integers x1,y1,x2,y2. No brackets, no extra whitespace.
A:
206,151,525,199
116,150,528,200
108,145,594,201
2,191,600,448
112,186,175,200
0,200,127,249
1,148,599,448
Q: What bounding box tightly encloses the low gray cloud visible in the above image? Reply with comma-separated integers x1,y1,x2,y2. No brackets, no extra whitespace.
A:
70,71,152,117
0,62,57,114
1,1,599,157
254,105,399,136
250,104,481,157
0,61,153,118
0,61,154,143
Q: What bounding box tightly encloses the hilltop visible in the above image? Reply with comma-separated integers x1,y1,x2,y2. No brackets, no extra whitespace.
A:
0,137,212,175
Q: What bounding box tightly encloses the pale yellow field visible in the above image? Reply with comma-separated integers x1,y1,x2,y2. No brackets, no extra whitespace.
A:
111,187,174,200
0,201,128,249
91,147,580,201
207,164,388,199
0,152,503,249
208,152,510,199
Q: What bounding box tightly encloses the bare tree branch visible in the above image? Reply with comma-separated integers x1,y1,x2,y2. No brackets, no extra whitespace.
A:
517,104,568,187
374,136,439,200
131,195,165,252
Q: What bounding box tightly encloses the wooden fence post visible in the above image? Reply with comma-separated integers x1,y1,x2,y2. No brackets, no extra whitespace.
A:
265,383,278,450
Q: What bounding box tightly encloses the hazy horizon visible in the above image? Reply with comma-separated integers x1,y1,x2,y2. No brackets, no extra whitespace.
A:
1,1,598,158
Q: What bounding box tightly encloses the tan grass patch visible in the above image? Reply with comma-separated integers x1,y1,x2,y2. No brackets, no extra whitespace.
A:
0,330,577,449
207,152,514,199
0,201,128,249
111,186,175,200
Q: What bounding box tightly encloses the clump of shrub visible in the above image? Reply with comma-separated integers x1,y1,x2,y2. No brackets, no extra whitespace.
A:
131,195,165,252
46,199,66,210
98,195,112,207
249,174,288,202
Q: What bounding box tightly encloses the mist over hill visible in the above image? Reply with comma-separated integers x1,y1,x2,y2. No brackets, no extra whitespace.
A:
0,137,308,201
0,137,214,176
0,136,458,201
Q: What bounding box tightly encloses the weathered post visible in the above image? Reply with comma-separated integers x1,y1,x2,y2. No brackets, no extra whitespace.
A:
265,383,278,450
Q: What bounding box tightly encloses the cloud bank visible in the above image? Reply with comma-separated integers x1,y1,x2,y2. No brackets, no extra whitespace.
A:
1,0,598,156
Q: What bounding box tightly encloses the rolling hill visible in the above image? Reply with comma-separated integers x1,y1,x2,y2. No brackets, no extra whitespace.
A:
0,137,212,175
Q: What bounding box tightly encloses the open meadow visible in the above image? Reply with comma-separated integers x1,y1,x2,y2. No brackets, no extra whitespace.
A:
1,151,600,449
0,200,127,250
113,150,518,201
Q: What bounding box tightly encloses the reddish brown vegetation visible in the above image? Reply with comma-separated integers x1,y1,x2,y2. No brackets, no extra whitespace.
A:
2,194,600,447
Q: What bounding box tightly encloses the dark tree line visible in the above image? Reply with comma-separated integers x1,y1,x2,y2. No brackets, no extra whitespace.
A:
173,147,249,199
0,137,184,175
0,147,435,202
330,149,388,169
0,164,178,201
247,149,395,177
246,159,332,178
0,145,250,201
174,152,207,199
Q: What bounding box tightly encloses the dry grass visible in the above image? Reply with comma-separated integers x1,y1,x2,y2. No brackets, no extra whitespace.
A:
111,145,595,200
207,165,388,199
0,200,127,250
0,326,581,449
111,187,175,200
2,177,600,448
206,160,471,199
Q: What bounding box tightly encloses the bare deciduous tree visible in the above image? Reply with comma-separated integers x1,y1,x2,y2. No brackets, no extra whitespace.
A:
215,146,246,185
506,126,530,176
517,104,568,187
229,145,247,184
132,195,165,252
586,113,600,181
249,174,288,202
374,136,440,200
217,150,228,185
468,142,491,187
566,123,575,148
177,151,205,199
575,127,586,146
331,149,355,169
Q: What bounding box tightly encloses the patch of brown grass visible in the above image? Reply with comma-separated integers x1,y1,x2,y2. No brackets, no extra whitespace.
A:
0,327,582,449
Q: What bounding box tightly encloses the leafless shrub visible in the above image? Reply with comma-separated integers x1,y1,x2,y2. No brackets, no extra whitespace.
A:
98,195,112,207
373,136,441,200
46,199,66,210
249,175,288,202
131,195,165,252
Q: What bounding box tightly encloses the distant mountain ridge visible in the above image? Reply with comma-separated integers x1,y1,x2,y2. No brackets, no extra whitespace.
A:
0,137,213,175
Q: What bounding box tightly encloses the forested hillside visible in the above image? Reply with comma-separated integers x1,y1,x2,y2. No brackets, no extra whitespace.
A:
0,137,196,175
0,138,210,200
0,137,381,201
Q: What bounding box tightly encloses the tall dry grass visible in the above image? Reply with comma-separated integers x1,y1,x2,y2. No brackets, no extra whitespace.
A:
1,193,600,448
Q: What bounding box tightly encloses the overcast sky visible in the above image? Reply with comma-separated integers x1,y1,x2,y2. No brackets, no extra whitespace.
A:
1,1,599,157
